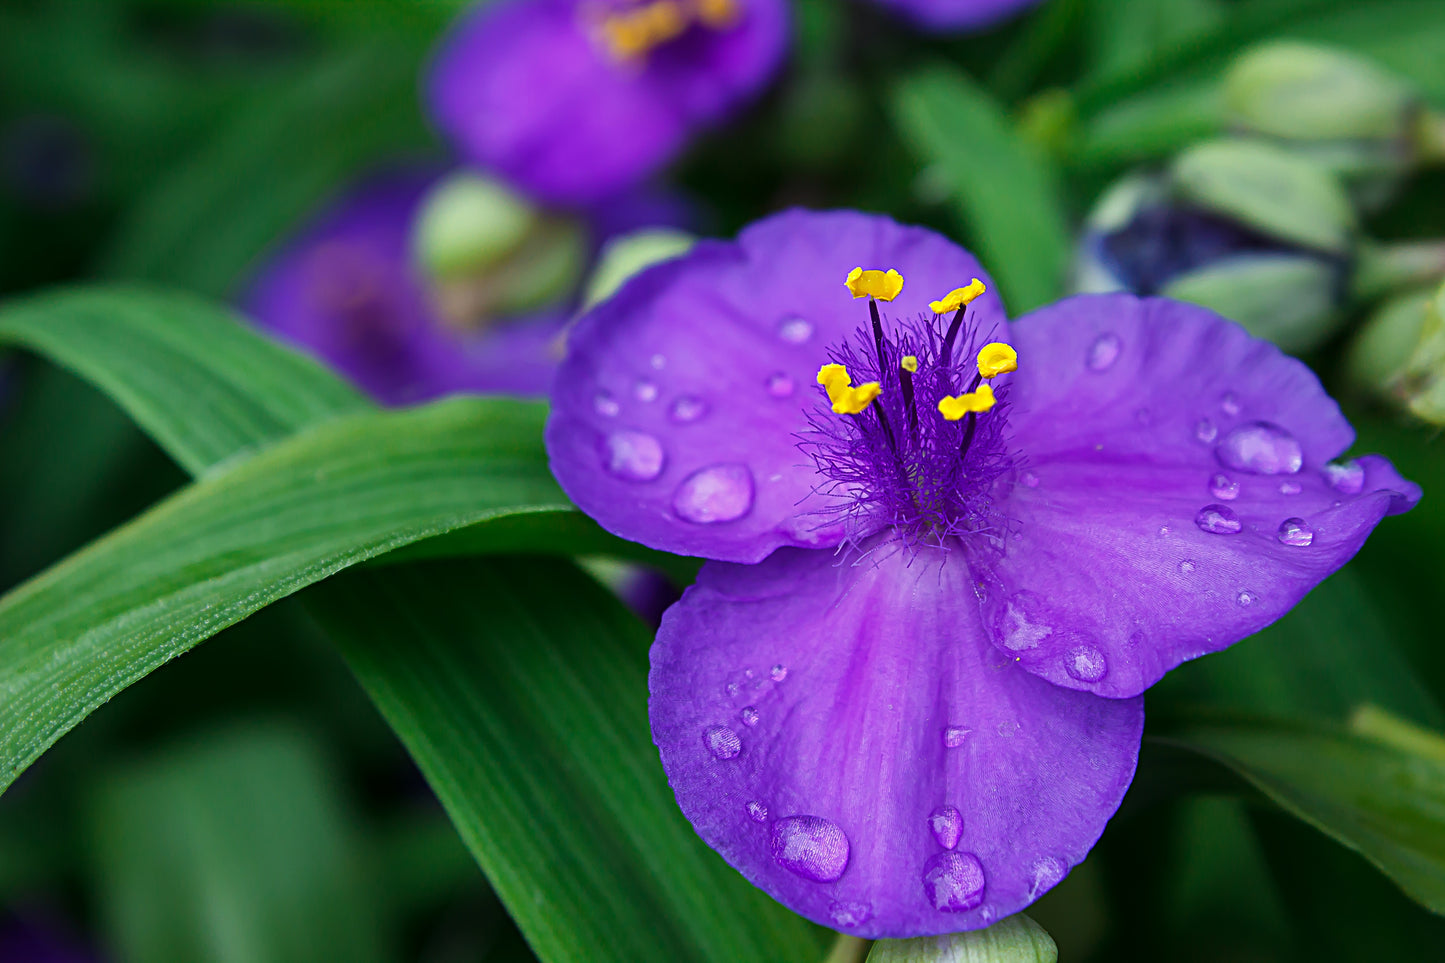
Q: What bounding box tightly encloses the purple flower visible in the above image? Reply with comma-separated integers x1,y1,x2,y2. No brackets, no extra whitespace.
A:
425,0,789,206
544,209,1419,936
870,0,1042,32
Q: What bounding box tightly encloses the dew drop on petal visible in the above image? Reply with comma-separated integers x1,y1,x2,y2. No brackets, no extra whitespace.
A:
1178,559,1196,575
770,816,850,882
942,725,971,748
634,380,658,403
1215,422,1303,475
740,706,759,727
1158,525,1172,537
1087,333,1122,371
650,353,666,370
828,900,871,928
747,800,768,822
922,851,986,912
1324,460,1365,494
1195,418,1218,443
996,721,1018,739
1209,472,1240,500
770,664,788,682
1236,591,1257,607
594,391,620,417
1029,857,1067,899
1195,504,1243,535
1279,480,1302,495
765,372,795,398
673,463,755,524
1221,391,1242,416
928,806,964,850
669,395,708,423
703,725,741,759
1277,517,1315,547
778,317,814,344
1021,471,1039,488
1065,644,1108,683
604,430,664,481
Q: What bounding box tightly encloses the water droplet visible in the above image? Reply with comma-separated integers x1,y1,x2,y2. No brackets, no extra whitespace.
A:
1178,559,1196,575
740,706,759,727
673,464,755,524
921,851,986,912
828,900,871,928
669,395,707,423
1221,391,1241,416
1324,460,1365,494
770,816,850,882
1065,644,1108,682
1236,590,1256,607
1128,631,1145,647
703,725,741,759
1021,471,1039,488
1029,857,1067,899
726,681,740,697
1087,333,1122,371
996,721,1018,739
942,725,971,748
778,317,814,344
747,800,768,822
998,593,1051,651
928,806,963,850
1278,480,1300,495
604,430,664,481
766,372,795,398
1195,418,1218,443
594,391,620,417
1215,422,1303,475
770,664,788,682
1209,472,1240,500
634,380,658,403
1195,504,1243,535
650,353,666,370
1277,517,1315,547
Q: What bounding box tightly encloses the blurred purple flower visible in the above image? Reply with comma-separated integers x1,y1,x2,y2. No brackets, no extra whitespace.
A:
870,0,1041,32
544,209,1418,936
0,911,98,963
242,169,685,405
426,0,789,206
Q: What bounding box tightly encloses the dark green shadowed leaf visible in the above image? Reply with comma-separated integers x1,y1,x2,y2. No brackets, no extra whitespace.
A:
0,399,567,795
891,66,1070,314
87,723,385,963
1168,714,1445,916
0,286,369,476
307,558,827,963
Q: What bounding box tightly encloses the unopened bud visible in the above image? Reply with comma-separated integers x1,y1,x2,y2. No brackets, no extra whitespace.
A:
866,915,1057,963
1397,279,1445,424
414,172,538,279
1346,287,1434,398
581,228,696,310
1161,253,1341,353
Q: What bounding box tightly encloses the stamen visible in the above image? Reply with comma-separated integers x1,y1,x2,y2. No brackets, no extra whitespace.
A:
594,0,732,62
937,385,996,420
928,278,986,316
845,267,904,302
900,356,918,436
817,363,882,415
901,356,919,372
976,342,1017,379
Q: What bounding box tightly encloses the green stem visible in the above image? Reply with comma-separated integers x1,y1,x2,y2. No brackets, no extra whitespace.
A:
823,934,873,963
1350,704,1445,763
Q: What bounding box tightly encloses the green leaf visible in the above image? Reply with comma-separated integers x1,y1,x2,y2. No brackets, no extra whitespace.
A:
87,723,385,963
307,558,827,963
891,65,1070,313
0,398,567,795
1168,715,1445,915
0,286,368,477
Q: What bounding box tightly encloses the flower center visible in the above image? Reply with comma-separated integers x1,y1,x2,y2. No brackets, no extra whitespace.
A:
585,0,741,63
802,269,1018,546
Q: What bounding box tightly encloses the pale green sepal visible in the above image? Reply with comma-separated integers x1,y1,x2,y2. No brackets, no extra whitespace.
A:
1161,253,1340,353
866,915,1057,963
414,172,538,279
1398,279,1445,425
1171,139,1356,255
581,228,696,310
1225,41,1414,144
1346,287,1434,398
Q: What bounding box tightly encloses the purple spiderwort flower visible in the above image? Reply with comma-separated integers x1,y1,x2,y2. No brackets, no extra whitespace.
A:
870,0,1042,32
425,0,788,206
545,209,1419,936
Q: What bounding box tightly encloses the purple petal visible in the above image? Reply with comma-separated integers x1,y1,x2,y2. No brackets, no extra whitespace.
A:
241,169,568,405
547,208,1006,562
871,0,1042,32
979,294,1420,698
425,0,788,206
650,543,1142,937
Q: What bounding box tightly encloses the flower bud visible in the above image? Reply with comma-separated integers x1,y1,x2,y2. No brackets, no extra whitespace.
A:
581,228,696,310
865,915,1057,963
1160,253,1340,353
1346,286,1434,399
1397,279,1445,425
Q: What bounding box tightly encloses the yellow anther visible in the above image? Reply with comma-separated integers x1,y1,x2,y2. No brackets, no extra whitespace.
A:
976,342,1017,379
845,267,904,302
928,279,987,315
694,0,740,28
598,0,689,60
816,362,882,415
937,385,996,420
901,355,918,373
